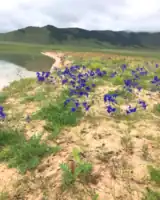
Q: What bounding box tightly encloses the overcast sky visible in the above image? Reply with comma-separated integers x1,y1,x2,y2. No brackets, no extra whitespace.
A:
0,0,160,32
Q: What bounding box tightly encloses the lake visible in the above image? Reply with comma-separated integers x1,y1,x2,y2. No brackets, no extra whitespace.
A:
0,53,53,89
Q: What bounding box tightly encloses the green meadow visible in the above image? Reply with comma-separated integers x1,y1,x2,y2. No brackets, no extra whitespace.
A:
0,42,160,200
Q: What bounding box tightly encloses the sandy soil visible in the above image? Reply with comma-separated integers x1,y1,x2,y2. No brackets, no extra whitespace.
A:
1,83,160,200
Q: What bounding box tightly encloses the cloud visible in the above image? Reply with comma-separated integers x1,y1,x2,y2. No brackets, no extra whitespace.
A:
0,0,160,32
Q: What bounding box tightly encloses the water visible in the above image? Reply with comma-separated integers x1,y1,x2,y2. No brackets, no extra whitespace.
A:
0,53,53,89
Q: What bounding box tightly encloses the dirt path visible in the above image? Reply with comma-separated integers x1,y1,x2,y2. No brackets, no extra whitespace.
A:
41,51,72,73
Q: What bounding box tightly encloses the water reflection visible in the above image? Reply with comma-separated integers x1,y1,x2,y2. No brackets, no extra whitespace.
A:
0,60,37,89
0,53,53,72
0,53,53,89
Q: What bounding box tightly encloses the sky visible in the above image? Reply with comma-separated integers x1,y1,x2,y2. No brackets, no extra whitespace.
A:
0,0,160,32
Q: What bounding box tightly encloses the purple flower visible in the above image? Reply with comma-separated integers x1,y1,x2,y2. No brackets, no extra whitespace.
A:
124,79,132,87
62,79,68,84
138,100,147,109
126,105,137,114
121,64,127,72
106,105,116,113
104,94,117,104
151,76,160,84
71,107,76,112
137,86,142,91
36,71,51,82
110,72,117,78
85,86,91,91
0,106,6,120
82,102,90,111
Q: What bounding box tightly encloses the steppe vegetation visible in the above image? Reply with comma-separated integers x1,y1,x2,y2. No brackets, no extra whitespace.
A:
0,52,160,200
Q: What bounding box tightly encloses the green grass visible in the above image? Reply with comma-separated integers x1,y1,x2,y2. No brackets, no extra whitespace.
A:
60,148,93,189
0,128,60,174
101,48,160,60
32,89,83,139
0,42,106,55
0,192,9,200
92,194,99,200
107,88,133,99
1,41,160,59
142,166,160,200
111,76,124,86
3,78,37,96
0,128,25,147
153,104,160,114
60,161,92,188
20,91,46,103
0,92,8,104
143,188,160,200
148,166,160,185
0,42,50,55
1,45,160,199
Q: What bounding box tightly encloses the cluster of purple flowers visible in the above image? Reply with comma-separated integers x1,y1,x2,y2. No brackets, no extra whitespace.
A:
134,66,148,77
59,65,106,112
35,66,105,112
138,100,147,109
151,76,160,87
124,99,147,115
126,105,137,114
123,67,148,92
36,71,56,84
0,106,6,120
36,71,50,81
34,61,159,116
102,63,158,114
0,61,159,124
104,93,118,113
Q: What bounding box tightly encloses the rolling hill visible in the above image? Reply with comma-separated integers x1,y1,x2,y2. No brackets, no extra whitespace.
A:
0,25,160,48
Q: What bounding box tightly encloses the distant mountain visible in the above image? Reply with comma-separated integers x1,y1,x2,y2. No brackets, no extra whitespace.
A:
0,25,160,48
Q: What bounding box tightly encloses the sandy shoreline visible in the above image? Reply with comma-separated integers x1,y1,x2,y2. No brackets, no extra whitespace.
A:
41,51,72,73
41,51,64,73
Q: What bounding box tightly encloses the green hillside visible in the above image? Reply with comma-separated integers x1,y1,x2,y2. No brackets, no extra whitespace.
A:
1,25,160,48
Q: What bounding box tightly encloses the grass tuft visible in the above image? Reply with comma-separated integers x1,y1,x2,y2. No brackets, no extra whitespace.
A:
20,91,46,103
0,128,60,174
32,89,83,139
148,166,160,185
0,192,9,200
3,78,36,95
153,103,160,114
0,92,8,104
0,128,25,147
143,188,160,200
